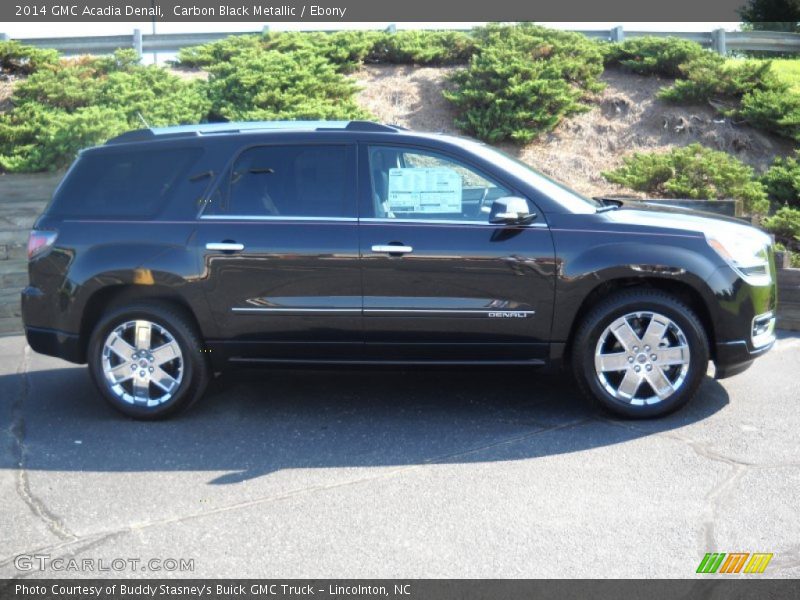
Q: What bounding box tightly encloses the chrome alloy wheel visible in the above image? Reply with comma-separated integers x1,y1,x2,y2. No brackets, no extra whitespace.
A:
101,320,184,407
594,311,691,406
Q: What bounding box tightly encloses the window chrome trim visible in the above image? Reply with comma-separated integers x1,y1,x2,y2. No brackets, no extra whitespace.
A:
200,215,358,222
359,217,548,228
198,215,548,226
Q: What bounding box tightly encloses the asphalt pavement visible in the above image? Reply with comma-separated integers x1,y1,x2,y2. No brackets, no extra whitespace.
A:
1,332,798,578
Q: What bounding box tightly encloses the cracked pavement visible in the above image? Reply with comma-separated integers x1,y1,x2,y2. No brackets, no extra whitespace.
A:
0,332,798,578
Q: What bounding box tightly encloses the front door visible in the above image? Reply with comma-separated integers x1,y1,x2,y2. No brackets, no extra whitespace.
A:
197,142,362,361
359,144,556,361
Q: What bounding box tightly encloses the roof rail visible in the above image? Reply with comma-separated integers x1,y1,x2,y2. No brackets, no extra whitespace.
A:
106,129,155,144
343,121,400,132
105,120,402,145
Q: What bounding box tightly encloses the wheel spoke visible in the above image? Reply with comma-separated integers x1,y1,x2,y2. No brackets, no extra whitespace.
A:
151,341,181,366
656,345,690,366
151,367,178,393
108,362,133,384
134,321,152,351
132,377,150,400
595,310,691,406
641,316,669,349
644,366,674,400
596,352,630,372
102,319,185,407
610,318,641,352
617,369,642,399
106,333,135,359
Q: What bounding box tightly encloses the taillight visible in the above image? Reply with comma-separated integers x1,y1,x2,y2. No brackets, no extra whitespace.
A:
27,230,58,260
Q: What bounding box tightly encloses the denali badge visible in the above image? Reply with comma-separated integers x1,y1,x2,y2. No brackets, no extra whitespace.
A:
488,311,532,318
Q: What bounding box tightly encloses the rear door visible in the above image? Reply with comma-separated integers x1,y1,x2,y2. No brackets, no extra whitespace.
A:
197,142,362,361
359,143,557,362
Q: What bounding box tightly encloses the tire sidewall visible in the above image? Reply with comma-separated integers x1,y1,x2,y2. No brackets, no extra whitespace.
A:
88,305,202,419
575,293,709,418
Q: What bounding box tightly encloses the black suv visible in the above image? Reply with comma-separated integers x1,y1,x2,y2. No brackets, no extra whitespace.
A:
22,121,777,419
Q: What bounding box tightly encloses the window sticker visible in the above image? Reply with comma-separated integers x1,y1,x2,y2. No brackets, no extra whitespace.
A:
387,168,462,213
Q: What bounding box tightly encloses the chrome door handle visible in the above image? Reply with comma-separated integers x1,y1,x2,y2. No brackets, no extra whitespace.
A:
206,242,245,252
371,244,413,254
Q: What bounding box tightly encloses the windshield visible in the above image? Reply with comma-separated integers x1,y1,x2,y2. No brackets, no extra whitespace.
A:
460,140,601,213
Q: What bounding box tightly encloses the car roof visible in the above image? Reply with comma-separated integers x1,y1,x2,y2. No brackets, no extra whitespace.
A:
105,120,412,145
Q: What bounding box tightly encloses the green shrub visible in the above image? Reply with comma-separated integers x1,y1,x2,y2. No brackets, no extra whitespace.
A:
0,49,210,172
13,61,105,111
206,49,368,122
177,29,476,73
762,152,800,206
264,31,382,72
11,49,209,121
369,30,476,65
177,31,383,72
763,206,800,242
739,88,800,142
658,55,800,141
472,24,605,91
0,40,60,75
0,104,128,172
602,143,769,214
444,24,604,143
445,46,587,143
605,36,708,77
100,69,209,127
176,35,263,68
658,56,778,103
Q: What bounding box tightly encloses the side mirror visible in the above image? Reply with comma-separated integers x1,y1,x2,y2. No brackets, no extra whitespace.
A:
489,197,535,225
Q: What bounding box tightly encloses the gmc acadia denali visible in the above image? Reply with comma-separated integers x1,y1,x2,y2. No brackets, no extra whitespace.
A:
22,121,777,419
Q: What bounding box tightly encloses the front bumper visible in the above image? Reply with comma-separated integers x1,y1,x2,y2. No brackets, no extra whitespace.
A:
714,333,775,379
706,255,778,379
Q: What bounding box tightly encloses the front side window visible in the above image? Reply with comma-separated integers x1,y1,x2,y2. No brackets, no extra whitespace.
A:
207,144,354,218
368,146,513,222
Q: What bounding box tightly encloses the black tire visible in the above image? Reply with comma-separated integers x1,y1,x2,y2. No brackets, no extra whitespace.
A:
87,301,210,420
571,289,709,419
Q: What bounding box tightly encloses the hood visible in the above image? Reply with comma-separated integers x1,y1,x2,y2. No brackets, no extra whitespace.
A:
600,200,772,245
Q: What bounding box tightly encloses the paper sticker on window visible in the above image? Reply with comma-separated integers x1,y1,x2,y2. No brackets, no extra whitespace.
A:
387,168,462,213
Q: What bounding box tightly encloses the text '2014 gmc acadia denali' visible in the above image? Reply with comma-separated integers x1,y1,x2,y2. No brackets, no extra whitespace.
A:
22,121,777,419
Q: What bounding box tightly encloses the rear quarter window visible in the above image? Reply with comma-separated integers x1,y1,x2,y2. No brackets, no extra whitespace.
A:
48,146,203,219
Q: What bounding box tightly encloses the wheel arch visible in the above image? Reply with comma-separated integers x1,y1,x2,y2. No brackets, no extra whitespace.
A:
562,277,717,365
79,284,204,361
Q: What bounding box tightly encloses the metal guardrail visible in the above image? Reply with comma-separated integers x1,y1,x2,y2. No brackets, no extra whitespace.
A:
1,26,799,58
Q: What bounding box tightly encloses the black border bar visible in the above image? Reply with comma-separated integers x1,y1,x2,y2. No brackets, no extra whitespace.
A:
2,580,799,600
3,0,751,22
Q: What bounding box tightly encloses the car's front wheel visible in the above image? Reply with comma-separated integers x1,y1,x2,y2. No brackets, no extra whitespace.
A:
87,302,210,419
572,289,710,418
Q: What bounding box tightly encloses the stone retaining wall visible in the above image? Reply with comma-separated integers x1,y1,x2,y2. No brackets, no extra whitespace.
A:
777,268,800,332
0,172,63,335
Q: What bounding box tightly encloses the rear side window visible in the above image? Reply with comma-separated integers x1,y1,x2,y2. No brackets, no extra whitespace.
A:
49,146,202,218
204,144,354,218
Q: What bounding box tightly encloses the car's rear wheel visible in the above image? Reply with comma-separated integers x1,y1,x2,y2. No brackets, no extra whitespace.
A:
572,289,709,418
87,302,209,419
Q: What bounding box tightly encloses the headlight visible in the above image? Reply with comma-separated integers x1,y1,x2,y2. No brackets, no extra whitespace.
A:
705,229,772,285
